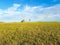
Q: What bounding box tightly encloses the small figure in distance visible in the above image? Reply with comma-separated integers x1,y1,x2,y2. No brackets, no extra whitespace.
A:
29,19,31,22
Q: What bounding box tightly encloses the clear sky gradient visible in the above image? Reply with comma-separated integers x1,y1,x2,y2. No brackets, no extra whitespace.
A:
0,0,60,22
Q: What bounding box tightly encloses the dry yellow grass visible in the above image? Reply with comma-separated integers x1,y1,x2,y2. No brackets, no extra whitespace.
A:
0,22,60,45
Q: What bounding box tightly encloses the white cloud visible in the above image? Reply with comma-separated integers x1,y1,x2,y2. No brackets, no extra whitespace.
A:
7,4,20,11
45,4,60,18
0,3,60,22
0,9,4,15
48,15,60,18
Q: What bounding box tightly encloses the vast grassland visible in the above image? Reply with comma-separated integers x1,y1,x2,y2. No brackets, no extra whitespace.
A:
0,22,60,45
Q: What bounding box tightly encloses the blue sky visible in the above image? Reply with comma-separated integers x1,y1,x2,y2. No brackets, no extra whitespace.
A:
0,0,60,22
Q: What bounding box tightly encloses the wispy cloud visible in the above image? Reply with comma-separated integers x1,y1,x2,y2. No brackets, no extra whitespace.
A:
0,3,60,22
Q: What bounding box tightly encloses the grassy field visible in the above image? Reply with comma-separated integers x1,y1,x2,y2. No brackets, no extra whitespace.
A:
0,22,60,45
